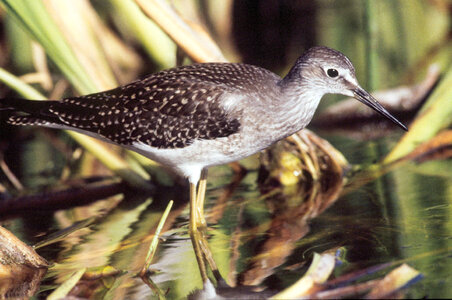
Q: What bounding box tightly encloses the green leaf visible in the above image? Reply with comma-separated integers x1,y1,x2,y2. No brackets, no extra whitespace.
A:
47,268,86,300
385,65,452,163
0,0,97,94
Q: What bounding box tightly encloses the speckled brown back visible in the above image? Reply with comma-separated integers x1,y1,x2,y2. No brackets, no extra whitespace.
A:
5,63,285,148
5,62,281,149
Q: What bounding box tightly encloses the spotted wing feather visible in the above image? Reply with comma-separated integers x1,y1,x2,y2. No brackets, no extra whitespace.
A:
5,64,246,149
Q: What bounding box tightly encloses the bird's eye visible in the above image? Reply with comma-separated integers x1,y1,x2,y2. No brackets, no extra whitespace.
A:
327,68,339,78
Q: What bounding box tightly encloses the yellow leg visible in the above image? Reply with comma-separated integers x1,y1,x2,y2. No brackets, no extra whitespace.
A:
190,171,223,285
189,182,208,283
198,229,222,281
194,169,222,281
196,169,208,228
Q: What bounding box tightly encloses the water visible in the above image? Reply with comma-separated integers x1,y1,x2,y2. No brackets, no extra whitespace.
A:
1,132,451,299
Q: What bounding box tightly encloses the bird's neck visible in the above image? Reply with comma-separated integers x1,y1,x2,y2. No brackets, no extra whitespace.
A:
273,72,324,136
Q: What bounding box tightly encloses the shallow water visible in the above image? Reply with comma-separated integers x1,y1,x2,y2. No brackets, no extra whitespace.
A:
1,132,451,299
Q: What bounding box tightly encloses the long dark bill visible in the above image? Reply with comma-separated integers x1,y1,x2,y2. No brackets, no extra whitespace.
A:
353,87,408,131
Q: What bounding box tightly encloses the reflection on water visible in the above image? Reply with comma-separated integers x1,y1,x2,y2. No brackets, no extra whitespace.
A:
1,135,451,298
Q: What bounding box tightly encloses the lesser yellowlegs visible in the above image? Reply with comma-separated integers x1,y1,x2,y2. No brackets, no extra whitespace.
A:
1,46,407,287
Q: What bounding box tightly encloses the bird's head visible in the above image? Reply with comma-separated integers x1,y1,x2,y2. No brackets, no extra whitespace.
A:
288,46,407,131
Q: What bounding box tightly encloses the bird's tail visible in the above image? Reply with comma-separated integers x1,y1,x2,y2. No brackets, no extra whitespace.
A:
0,98,62,127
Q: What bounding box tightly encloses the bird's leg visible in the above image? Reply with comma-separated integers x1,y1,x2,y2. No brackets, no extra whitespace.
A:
198,229,223,282
194,169,223,282
195,169,208,229
189,181,208,283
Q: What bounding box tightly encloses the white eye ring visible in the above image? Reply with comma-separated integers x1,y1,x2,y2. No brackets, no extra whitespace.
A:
326,68,339,78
